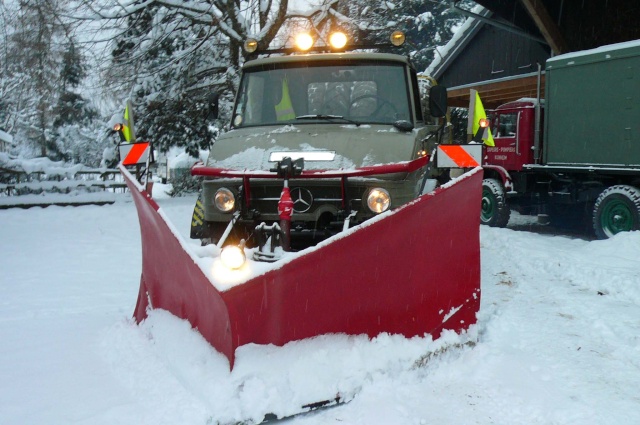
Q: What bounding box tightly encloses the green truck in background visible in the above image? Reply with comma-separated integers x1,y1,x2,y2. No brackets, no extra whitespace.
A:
478,39,640,238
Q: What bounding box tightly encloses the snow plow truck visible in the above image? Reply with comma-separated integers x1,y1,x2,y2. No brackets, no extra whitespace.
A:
120,30,483,422
478,39,640,238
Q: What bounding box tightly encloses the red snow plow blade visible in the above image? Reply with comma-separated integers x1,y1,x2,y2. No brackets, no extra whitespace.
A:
121,165,482,368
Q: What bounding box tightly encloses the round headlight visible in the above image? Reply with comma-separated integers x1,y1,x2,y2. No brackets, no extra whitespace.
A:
220,245,246,269
214,188,235,212
367,188,391,214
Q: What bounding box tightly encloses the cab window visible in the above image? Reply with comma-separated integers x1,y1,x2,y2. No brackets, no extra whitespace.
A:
494,113,518,138
232,61,412,127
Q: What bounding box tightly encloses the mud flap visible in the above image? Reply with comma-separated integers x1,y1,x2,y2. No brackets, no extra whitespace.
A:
121,164,483,369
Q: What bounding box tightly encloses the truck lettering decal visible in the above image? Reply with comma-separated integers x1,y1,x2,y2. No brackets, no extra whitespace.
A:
487,147,516,153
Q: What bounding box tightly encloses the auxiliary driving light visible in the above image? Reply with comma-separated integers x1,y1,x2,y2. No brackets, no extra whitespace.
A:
220,244,246,269
367,188,391,214
295,33,314,51
113,123,123,131
244,38,258,53
479,118,490,128
329,32,348,49
214,188,235,212
390,30,406,47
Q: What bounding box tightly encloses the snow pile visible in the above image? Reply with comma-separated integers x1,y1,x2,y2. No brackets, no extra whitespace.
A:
103,312,475,424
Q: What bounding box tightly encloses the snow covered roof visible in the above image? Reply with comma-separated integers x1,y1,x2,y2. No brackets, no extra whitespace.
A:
423,5,491,79
547,38,640,68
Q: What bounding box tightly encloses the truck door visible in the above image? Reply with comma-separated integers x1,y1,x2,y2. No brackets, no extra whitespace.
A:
485,111,524,171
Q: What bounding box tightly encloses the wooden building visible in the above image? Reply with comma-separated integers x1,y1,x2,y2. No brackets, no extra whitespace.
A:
428,0,640,108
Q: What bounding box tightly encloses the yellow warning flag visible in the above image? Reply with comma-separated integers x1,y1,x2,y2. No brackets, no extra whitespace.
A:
470,91,494,147
275,78,296,121
122,101,136,143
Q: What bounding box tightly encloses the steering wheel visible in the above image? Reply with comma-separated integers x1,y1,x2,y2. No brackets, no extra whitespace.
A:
318,93,349,115
349,94,398,117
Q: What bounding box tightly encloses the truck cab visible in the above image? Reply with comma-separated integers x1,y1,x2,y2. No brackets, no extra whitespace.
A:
192,32,448,248
486,99,540,172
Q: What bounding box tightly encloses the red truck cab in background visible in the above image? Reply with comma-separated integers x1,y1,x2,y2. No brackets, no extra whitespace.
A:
486,99,539,171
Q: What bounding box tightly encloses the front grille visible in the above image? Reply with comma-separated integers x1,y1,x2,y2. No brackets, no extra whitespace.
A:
248,181,346,216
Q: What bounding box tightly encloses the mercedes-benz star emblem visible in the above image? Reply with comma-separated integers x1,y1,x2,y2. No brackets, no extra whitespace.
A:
290,187,313,213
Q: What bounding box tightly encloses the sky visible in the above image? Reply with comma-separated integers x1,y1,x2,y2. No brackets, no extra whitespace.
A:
1,182,639,425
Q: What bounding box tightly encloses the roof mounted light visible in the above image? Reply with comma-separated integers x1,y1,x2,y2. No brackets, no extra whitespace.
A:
295,33,314,51
244,38,258,53
329,32,348,50
390,30,406,47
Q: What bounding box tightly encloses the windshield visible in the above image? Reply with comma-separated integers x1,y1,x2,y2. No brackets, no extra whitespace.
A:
231,60,412,128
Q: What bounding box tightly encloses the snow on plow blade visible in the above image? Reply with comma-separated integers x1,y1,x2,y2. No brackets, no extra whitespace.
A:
121,165,482,369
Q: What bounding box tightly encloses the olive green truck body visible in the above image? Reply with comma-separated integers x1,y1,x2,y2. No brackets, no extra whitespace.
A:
544,40,640,167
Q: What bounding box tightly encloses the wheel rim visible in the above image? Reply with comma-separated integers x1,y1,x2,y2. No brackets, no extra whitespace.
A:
600,198,634,236
481,188,495,222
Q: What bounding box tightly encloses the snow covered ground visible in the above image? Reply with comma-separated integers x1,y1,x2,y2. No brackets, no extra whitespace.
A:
1,189,639,425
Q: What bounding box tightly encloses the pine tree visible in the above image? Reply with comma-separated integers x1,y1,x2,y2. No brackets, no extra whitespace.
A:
0,2,15,134
7,0,66,157
54,40,94,128
52,38,107,166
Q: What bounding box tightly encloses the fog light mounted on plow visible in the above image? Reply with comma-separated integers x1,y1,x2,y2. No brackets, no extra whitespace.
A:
220,240,247,269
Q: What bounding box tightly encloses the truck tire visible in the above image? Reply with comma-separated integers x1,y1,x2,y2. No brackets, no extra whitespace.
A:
592,185,640,239
481,178,510,227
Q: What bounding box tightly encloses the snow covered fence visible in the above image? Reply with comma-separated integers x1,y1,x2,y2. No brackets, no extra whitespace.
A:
0,155,128,208
0,170,125,195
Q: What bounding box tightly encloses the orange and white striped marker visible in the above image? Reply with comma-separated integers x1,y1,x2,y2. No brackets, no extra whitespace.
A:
436,144,483,168
119,142,151,166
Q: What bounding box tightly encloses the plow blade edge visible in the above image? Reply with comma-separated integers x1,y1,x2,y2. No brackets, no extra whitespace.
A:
122,166,482,368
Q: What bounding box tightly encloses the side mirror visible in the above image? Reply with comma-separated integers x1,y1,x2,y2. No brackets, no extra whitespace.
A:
209,93,220,120
429,85,448,118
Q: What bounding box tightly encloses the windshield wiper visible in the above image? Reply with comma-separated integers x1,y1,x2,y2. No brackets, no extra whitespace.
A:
295,114,361,127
